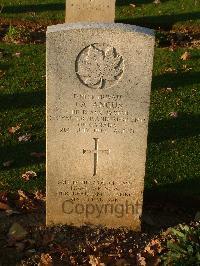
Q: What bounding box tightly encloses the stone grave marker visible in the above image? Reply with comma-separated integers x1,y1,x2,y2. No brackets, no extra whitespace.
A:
46,23,155,230
65,0,116,23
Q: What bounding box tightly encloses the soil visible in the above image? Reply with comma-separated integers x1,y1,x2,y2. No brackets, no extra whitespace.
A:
0,195,198,265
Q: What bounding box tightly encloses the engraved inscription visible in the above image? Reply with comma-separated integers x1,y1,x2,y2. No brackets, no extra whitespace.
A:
57,180,134,203
49,93,147,135
75,43,124,89
83,138,110,176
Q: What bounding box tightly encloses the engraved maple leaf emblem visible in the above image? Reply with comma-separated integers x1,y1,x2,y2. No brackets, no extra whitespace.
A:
76,44,124,89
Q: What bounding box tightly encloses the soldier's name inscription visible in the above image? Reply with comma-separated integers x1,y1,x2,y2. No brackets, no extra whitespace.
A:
49,93,147,134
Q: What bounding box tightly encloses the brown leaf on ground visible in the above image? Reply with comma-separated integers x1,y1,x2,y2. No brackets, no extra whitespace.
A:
0,201,11,210
8,125,21,134
34,191,46,201
164,67,176,73
0,191,8,202
169,111,178,118
89,255,104,266
166,87,173,93
39,253,53,266
13,52,21,57
182,64,192,72
0,192,9,210
22,171,37,181
30,152,46,158
18,190,28,200
17,190,36,211
18,133,31,142
0,70,5,78
8,223,28,241
136,253,146,266
143,238,163,264
181,51,191,60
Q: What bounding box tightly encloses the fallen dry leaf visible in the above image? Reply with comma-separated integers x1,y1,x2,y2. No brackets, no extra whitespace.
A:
153,179,158,185
13,52,21,57
153,0,161,4
89,255,103,266
18,190,28,200
0,201,11,210
182,64,192,72
8,125,20,134
18,133,31,142
164,67,176,73
39,253,53,266
8,223,28,241
0,70,5,78
0,192,8,202
17,190,36,211
22,171,37,181
137,253,146,266
169,112,178,118
181,51,191,61
166,88,173,93
34,190,46,201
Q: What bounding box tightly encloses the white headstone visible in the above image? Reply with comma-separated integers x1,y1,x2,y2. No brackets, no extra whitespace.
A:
65,0,116,23
46,23,155,230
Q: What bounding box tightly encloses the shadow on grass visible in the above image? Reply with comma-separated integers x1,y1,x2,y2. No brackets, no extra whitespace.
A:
0,140,45,171
0,62,10,71
116,12,200,29
152,71,200,89
116,0,170,6
148,114,200,143
2,3,65,14
142,177,200,229
0,90,45,111
144,177,200,208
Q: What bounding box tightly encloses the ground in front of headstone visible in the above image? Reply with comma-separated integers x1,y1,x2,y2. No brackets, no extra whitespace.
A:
0,192,196,265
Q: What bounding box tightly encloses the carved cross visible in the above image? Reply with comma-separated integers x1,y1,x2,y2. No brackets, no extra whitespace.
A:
83,138,110,176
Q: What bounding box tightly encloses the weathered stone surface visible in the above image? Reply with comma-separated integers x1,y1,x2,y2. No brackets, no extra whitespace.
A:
65,0,116,23
46,23,155,230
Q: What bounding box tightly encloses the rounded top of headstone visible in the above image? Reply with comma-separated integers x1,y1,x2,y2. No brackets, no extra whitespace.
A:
47,23,155,38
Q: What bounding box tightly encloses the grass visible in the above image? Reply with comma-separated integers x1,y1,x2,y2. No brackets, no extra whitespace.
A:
0,0,199,206
0,2,199,265
116,0,200,31
0,43,46,192
146,47,200,201
0,0,200,31
0,42,199,204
